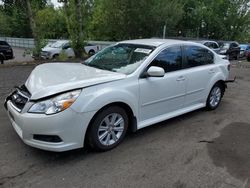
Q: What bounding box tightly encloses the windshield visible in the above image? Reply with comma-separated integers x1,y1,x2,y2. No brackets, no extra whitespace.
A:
50,41,67,48
221,43,230,49
85,43,155,75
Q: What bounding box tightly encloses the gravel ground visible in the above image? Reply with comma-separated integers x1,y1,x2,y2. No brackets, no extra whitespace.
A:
1,62,250,188
3,47,33,64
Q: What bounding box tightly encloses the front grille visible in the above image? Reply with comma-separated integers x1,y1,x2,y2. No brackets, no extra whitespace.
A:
9,85,30,112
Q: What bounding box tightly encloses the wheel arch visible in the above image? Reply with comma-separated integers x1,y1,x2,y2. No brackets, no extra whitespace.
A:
84,101,137,147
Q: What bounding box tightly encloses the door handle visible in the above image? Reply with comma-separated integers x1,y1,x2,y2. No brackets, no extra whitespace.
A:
176,76,185,81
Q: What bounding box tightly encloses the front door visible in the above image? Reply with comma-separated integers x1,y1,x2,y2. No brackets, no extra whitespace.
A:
139,46,186,123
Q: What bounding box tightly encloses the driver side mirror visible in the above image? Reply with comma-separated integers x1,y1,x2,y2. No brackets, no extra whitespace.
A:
147,66,165,77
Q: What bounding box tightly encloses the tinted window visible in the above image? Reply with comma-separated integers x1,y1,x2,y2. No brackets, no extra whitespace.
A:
211,42,219,49
231,43,239,48
184,46,214,68
204,42,218,49
0,41,8,45
150,46,182,73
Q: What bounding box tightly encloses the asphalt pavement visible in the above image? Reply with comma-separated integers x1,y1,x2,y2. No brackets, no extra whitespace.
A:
1,62,250,187
3,47,33,64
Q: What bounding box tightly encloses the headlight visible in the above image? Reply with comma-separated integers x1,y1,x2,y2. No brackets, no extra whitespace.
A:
28,90,81,115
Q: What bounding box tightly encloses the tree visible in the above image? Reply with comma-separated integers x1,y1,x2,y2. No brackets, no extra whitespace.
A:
88,0,183,40
59,0,87,58
36,7,68,39
178,0,250,41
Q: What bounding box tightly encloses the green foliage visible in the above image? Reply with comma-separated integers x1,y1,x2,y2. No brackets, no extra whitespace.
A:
178,0,250,41
63,0,90,58
57,50,68,61
36,7,68,39
32,39,48,59
0,0,249,43
0,11,11,35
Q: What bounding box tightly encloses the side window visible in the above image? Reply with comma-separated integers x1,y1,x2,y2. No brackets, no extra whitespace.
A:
204,42,210,48
231,43,238,48
212,42,219,49
0,41,8,45
63,43,71,49
204,42,214,49
150,46,182,73
184,46,214,68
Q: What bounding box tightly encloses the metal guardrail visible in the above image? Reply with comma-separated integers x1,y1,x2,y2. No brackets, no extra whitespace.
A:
0,37,115,50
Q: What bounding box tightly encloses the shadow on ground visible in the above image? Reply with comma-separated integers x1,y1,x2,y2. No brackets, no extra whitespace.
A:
208,122,250,185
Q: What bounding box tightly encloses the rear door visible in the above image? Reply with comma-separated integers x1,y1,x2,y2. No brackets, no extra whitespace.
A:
139,45,187,122
182,45,215,107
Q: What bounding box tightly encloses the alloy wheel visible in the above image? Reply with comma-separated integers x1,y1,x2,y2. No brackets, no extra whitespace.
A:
97,113,125,146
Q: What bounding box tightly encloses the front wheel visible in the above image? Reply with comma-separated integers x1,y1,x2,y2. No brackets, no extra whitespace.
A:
206,83,224,110
87,106,128,151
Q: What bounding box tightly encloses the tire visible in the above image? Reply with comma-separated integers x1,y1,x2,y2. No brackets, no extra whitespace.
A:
87,106,129,151
247,57,250,62
88,50,95,56
52,54,59,59
0,55,4,64
206,83,224,110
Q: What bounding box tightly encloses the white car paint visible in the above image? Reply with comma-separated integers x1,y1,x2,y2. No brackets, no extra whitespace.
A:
5,39,230,151
41,40,99,59
25,63,126,100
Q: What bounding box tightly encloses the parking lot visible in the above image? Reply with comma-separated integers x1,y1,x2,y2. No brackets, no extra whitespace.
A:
1,62,250,187
6,47,33,64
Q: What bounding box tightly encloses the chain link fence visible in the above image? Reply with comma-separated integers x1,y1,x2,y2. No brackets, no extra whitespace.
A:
0,37,115,50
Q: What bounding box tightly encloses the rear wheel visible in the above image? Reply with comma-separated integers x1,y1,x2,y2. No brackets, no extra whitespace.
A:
88,50,95,56
52,54,59,59
87,106,128,151
206,83,224,110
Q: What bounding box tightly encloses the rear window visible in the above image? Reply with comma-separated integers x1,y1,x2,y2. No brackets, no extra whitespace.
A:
0,41,9,46
184,45,214,68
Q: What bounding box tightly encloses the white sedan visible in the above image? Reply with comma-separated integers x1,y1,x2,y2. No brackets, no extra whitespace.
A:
41,40,99,59
5,39,231,152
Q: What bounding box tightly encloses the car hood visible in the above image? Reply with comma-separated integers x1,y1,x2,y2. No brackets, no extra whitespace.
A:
42,47,61,53
25,63,126,100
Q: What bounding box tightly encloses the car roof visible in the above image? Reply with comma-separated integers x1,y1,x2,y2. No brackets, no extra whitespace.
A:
221,41,238,44
192,40,218,43
119,39,191,47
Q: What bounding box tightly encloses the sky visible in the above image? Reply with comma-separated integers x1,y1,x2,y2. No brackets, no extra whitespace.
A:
50,0,63,8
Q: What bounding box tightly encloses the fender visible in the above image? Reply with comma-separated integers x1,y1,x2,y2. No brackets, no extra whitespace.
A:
206,71,227,95
71,82,139,119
